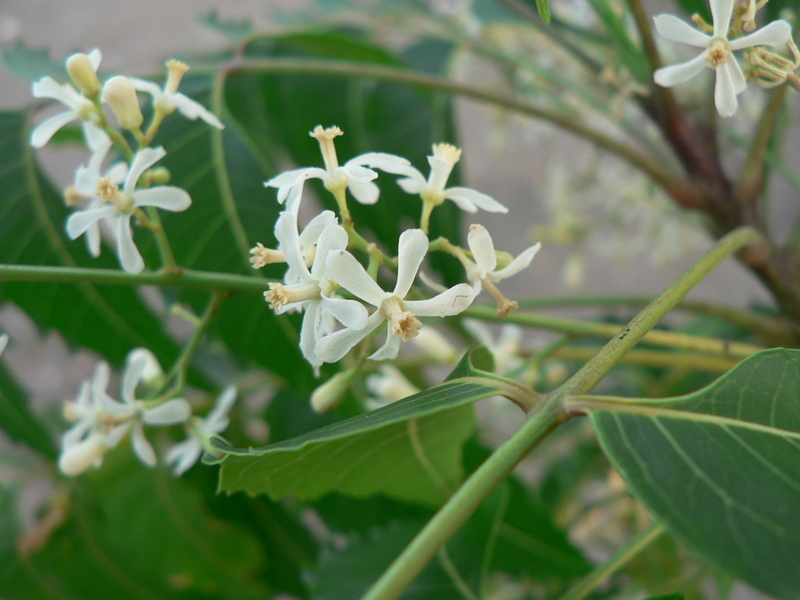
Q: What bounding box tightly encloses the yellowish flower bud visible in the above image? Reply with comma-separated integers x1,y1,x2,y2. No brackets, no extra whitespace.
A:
102,76,143,130
494,250,515,271
66,53,101,96
310,368,357,413
143,166,170,186
58,435,108,476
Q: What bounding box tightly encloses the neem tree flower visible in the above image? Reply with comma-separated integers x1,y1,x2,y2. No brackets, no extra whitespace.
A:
653,0,791,116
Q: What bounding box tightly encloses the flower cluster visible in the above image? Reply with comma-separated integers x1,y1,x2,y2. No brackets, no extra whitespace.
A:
58,348,236,477
256,125,540,383
31,49,223,273
652,0,792,117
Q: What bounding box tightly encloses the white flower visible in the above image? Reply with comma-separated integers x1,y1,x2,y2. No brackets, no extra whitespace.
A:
59,351,191,475
30,49,101,148
394,143,508,214
65,146,191,273
129,59,223,129
265,211,368,372
365,365,420,408
165,385,236,476
317,228,475,362
653,0,791,117
465,224,541,292
0,333,7,356
66,123,129,258
264,125,410,213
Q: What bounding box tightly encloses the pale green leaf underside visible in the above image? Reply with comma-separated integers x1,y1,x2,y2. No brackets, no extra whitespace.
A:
215,380,501,506
589,349,800,599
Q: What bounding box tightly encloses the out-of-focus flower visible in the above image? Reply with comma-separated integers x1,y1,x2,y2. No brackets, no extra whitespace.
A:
65,146,191,273
652,0,791,116
130,59,223,129
166,385,236,476
317,228,475,362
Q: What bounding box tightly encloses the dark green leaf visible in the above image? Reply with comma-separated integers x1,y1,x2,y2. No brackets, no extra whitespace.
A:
0,111,182,369
588,348,800,599
214,380,498,505
0,359,56,458
1,42,67,83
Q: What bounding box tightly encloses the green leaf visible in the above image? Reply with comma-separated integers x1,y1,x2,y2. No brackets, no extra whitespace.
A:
1,42,67,83
0,360,55,458
197,9,254,41
535,0,552,23
215,379,503,505
0,111,183,369
587,348,800,599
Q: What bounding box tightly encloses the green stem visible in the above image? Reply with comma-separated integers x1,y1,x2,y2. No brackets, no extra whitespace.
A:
362,227,760,600
0,264,270,294
556,523,665,600
464,306,765,359
217,58,679,192
361,401,563,600
140,207,178,272
164,293,222,392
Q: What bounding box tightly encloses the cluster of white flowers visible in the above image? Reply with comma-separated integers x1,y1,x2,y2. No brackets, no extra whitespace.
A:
256,125,540,379
31,49,223,273
58,348,236,477
652,0,792,117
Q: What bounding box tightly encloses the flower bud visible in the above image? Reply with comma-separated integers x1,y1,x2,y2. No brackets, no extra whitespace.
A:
411,328,458,364
66,53,101,96
494,250,515,271
59,435,107,476
144,166,170,186
310,368,357,413
102,76,143,130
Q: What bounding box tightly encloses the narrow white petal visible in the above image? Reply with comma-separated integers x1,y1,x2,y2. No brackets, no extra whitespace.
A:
87,48,102,71
491,242,541,281
369,328,402,361
729,20,792,50
264,168,310,190
143,398,191,425
311,224,349,280
726,56,747,95
66,205,116,239
105,422,132,448
653,14,711,47
133,186,191,212
341,164,377,183
349,152,411,173
315,311,384,363
30,110,77,148
125,147,167,191
106,162,129,185
116,215,145,274
132,423,157,467
166,438,202,476
711,0,735,38
426,156,454,192
347,179,380,205
714,62,739,117
298,210,338,247
206,385,237,431
394,229,428,298
467,224,497,274
173,93,224,129
446,187,508,213
122,352,147,403
397,177,423,194
654,52,708,87
128,77,163,98
299,302,323,366
319,296,369,330
83,121,111,154
32,77,83,107
86,224,101,257
405,283,475,317
275,211,311,279
326,250,387,307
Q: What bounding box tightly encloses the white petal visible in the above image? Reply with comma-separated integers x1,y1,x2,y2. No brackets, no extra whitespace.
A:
369,327,402,361
319,296,369,330
59,434,107,476
85,224,101,257
326,250,387,307
106,162,129,185
299,302,323,366
340,164,377,183
426,155,454,192
132,423,157,467
122,351,147,403
349,152,411,173
172,93,224,129
116,215,145,274
347,179,380,205
491,242,541,281
654,51,708,87
205,385,237,432
32,77,83,107
166,438,202,476
714,62,739,117
83,121,111,154
397,177,423,194
87,49,102,71
298,210,338,247
125,147,167,191
445,187,508,213
711,0,735,38
143,398,191,425
30,110,78,148
275,211,311,279
66,205,116,239
729,20,792,50
311,224,349,280
467,224,497,274
128,77,164,98
726,56,747,95
405,283,475,317
105,422,132,448
315,311,384,363
133,186,191,212
653,14,711,47
264,168,309,190
394,229,428,298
